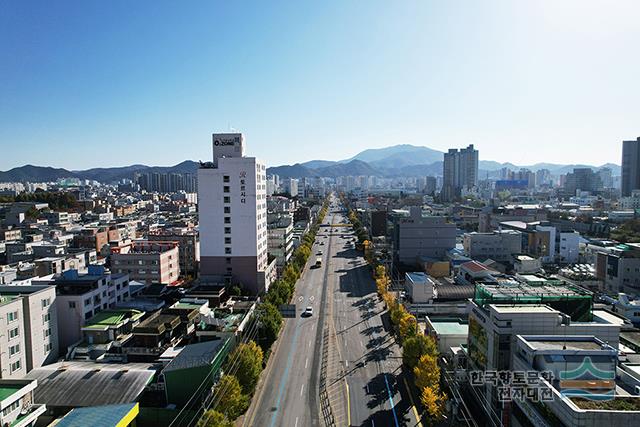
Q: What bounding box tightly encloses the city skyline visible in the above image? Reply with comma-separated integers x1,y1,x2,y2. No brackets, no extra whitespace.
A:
2,1,640,170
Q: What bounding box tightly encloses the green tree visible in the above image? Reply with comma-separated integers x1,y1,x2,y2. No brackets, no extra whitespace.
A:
197,410,233,427
255,303,282,350
420,385,447,421
414,353,440,390
213,375,248,420
402,335,438,369
226,341,263,394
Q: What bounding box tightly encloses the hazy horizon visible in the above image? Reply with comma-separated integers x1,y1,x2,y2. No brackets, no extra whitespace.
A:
2,1,639,170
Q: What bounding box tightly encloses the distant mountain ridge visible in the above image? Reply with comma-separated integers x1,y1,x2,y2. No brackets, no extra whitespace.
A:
0,144,621,182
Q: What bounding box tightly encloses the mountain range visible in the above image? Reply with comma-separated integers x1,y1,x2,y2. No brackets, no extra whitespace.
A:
0,145,620,183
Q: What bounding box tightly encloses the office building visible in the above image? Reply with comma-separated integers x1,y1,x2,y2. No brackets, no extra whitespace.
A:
198,133,270,294
564,167,602,195
393,207,456,265
622,137,640,196
442,144,479,202
463,230,522,262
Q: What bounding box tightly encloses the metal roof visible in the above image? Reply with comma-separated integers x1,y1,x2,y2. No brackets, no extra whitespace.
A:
25,361,156,408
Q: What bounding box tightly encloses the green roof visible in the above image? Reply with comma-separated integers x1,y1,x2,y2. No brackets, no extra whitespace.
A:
173,302,203,310
0,384,21,402
84,309,144,330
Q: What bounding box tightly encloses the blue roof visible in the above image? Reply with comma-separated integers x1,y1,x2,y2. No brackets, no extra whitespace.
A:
56,403,138,427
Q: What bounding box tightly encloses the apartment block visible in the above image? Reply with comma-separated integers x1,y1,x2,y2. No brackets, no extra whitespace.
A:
111,240,180,285
52,266,131,352
0,285,58,379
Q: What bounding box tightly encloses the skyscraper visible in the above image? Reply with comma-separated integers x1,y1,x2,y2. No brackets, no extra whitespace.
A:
442,144,479,201
622,137,640,197
198,133,270,294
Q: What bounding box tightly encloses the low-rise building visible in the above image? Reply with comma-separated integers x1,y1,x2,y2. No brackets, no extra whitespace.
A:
0,379,46,427
111,240,180,286
51,266,131,352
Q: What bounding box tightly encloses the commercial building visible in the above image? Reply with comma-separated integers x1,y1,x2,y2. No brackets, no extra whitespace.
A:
0,285,58,379
393,207,456,266
404,272,436,303
111,240,180,285
198,133,270,294
147,228,200,278
595,243,640,295
622,136,640,197
442,144,479,202
463,230,522,262
511,335,640,427
564,167,602,195
267,213,294,277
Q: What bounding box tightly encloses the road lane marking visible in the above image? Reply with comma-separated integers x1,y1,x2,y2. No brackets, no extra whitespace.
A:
268,323,303,427
403,376,423,427
345,380,351,427
305,357,308,369
294,417,298,427
384,374,400,427
300,384,304,396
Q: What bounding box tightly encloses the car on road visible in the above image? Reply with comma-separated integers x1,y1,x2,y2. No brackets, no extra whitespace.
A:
302,306,313,317
317,251,323,255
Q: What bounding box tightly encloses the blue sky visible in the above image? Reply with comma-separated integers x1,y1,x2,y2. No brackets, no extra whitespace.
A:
1,0,639,170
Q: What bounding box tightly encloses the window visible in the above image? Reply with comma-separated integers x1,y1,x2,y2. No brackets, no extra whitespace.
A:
224,196,230,203
84,298,91,306
224,206,231,214
225,247,232,254
69,301,76,309
225,237,232,244
45,342,53,352
44,328,52,338
2,400,19,416
7,311,18,323
223,175,230,183
41,298,51,308
224,217,231,224
223,186,230,193
42,313,51,324
9,327,19,339
9,344,20,356
226,257,232,264
225,227,231,234
9,360,21,374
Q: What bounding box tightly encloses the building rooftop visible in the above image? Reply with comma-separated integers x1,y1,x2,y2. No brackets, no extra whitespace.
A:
25,361,156,408
525,339,604,351
83,309,144,331
428,318,469,336
55,403,139,427
0,383,21,402
163,339,229,374
492,304,558,314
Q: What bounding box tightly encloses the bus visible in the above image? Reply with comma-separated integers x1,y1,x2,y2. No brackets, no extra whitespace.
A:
314,257,322,268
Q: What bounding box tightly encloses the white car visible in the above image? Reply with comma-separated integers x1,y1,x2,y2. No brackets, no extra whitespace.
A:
302,306,314,317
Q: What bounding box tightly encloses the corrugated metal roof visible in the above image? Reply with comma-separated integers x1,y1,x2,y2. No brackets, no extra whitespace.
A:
25,361,156,408
163,339,227,374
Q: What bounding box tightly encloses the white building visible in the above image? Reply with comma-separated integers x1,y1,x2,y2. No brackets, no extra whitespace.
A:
404,272,435,303
0,285,59,379
198,133,270,294
557,231,580,264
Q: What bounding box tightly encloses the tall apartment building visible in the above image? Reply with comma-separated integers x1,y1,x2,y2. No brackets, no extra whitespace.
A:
622,137,640,197
0,285,58,379
111,240,180,285
267,213,294,277
198,133,270,294
442,144,479,202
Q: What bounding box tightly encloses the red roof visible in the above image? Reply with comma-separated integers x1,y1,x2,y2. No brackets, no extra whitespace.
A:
461,260,490,273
